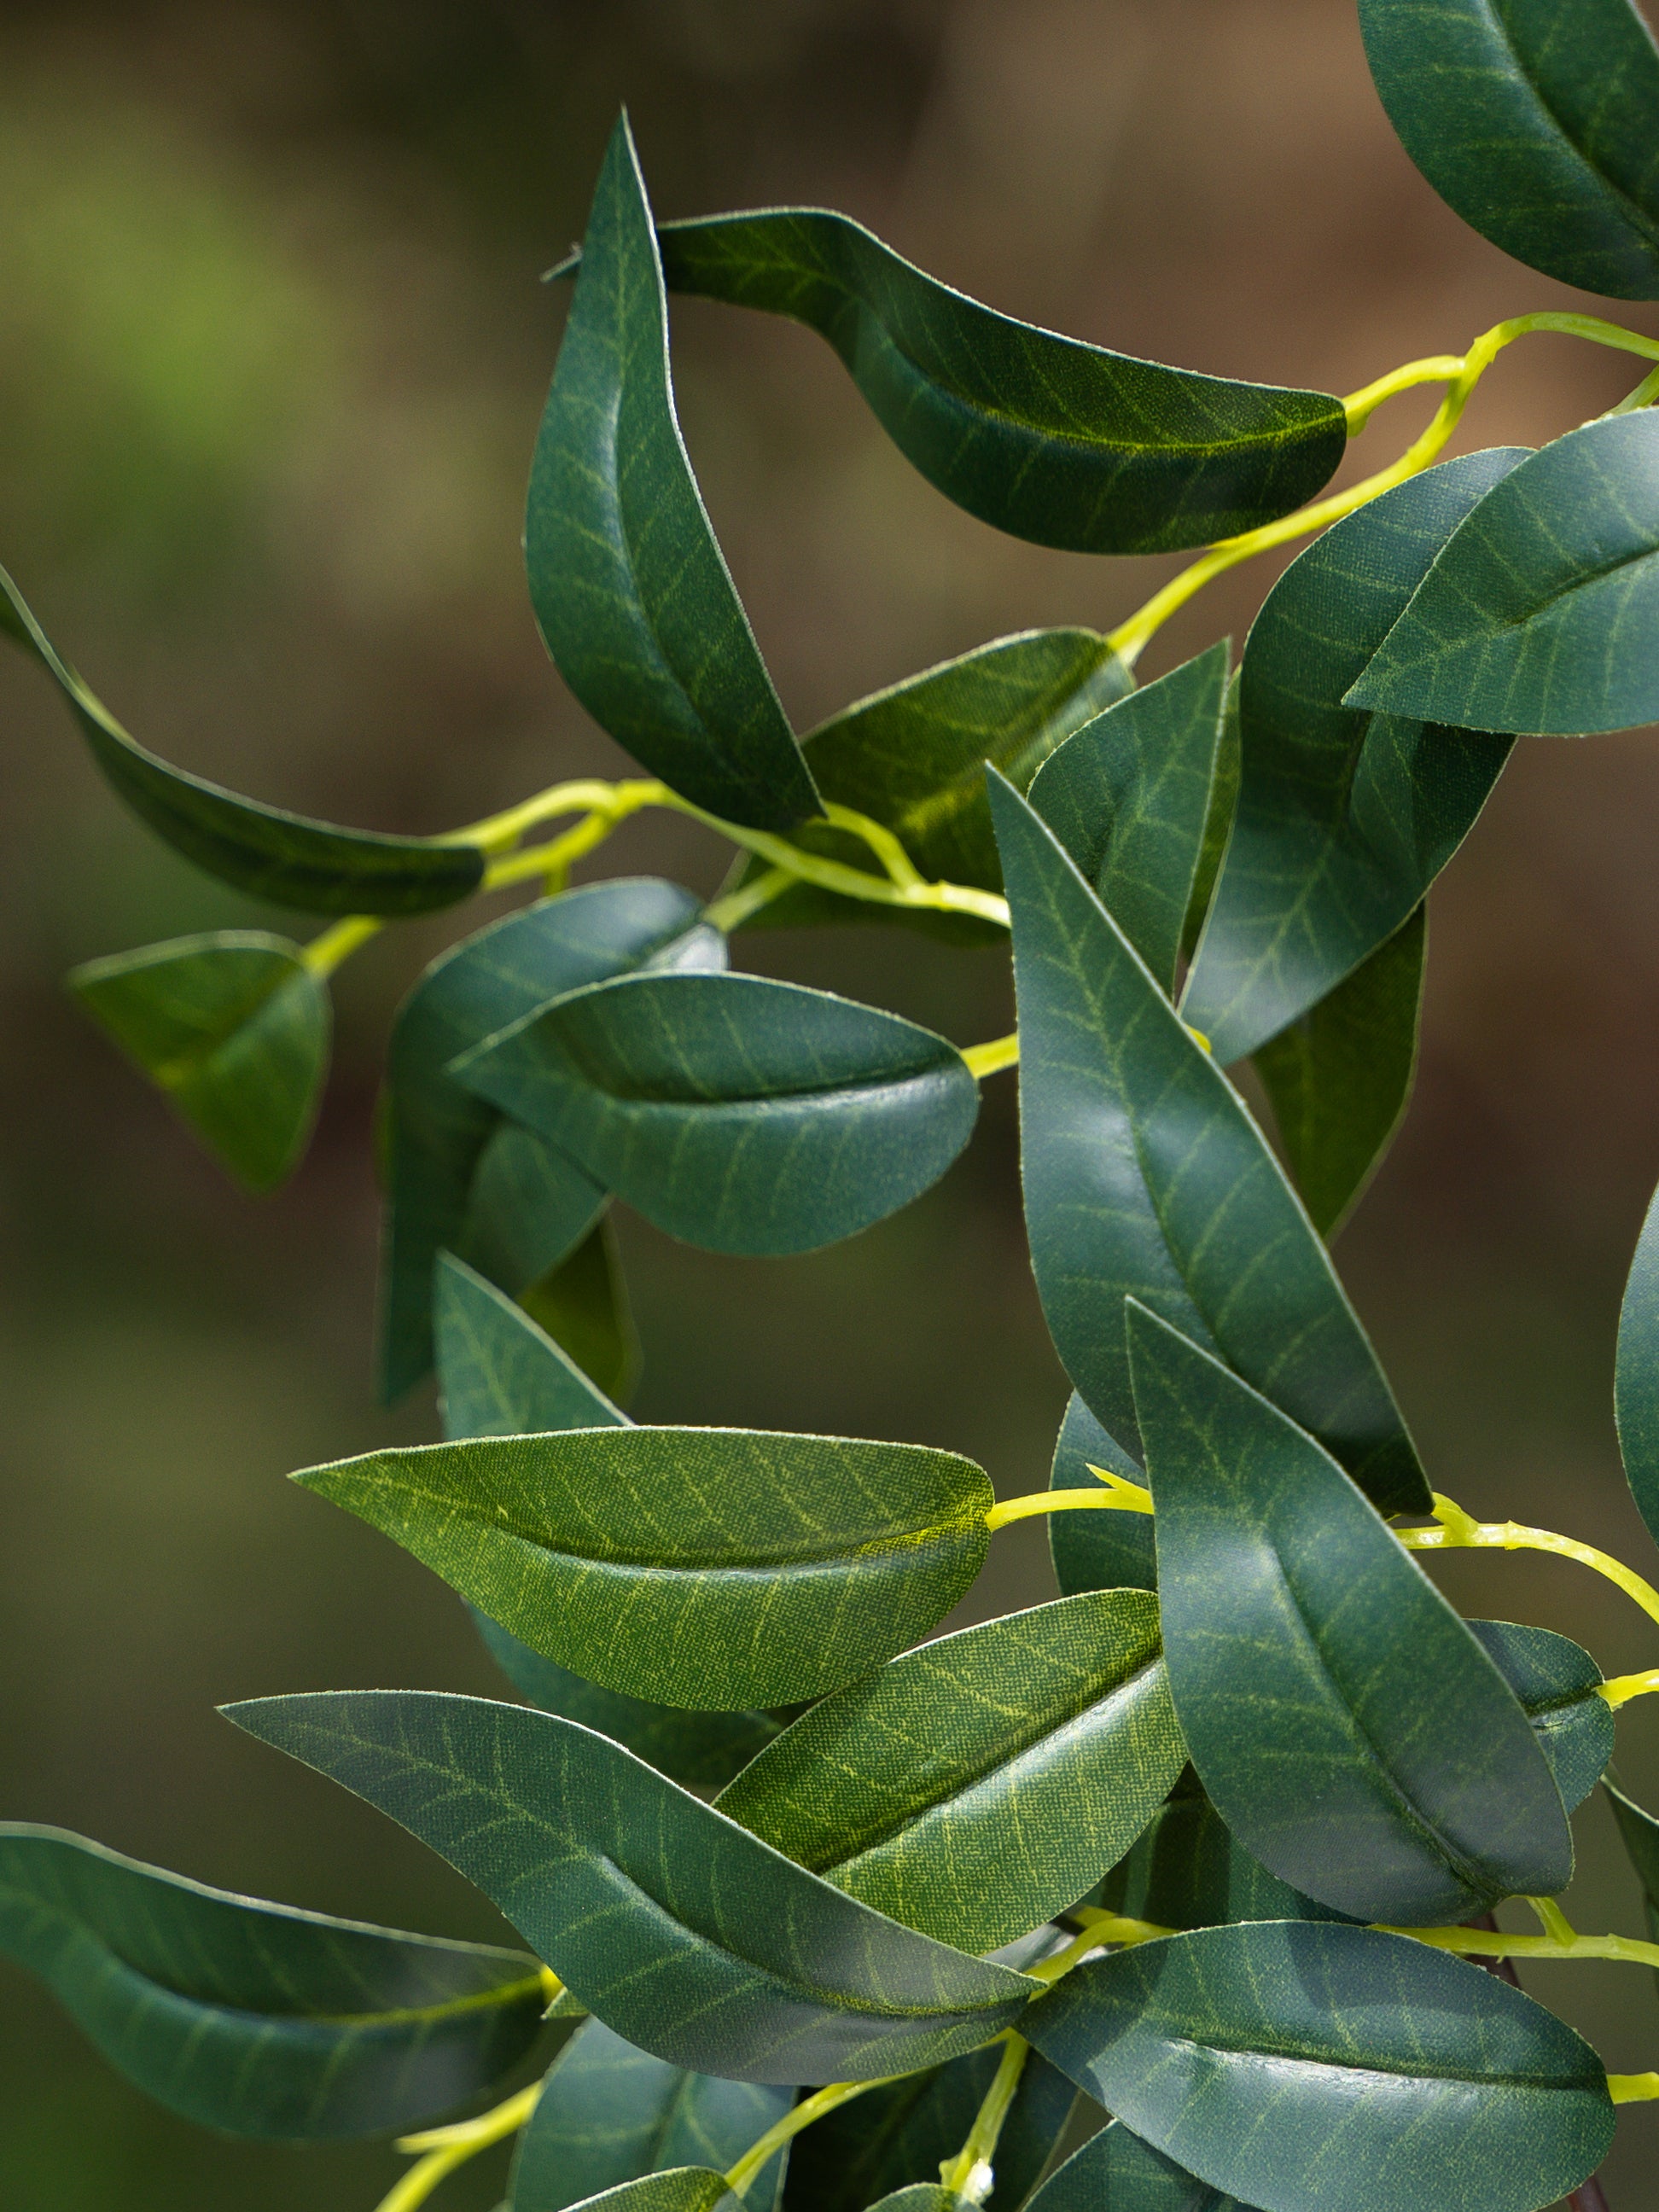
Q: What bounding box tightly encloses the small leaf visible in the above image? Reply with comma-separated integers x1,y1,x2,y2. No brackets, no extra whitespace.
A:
1359,0,1659,297
541,2172,738,2212
987,771,1426,1516
1024,1922,1613,2212
1047,1394,1155,1598
1,565,484,914
527,119,818,832
456,972,980,1257
71,931,329,1192
714,1591,1185,1953
222,1692,1037,2083
293,1426,992,1708
1027,643,1229,996
1178,669,1240,968
1100,1767,1348,1930
1615,1170,1659,1545
552,210,1348,555
1467,1620,1614,1814
1024,2121,1259,2212
1128,1303,1572,1923
1605,1773,1659,1936
518,1216,642,1406
0,1823,546,2141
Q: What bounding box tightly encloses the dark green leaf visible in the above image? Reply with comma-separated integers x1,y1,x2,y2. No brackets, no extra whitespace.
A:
1348,415,1659,734
518,1216,643,1406
551,209,1348,556
1467,1621,1613,1814
866,2192,965,2212
223,1693,1037,2083
987,771,1426,1516
1359,0,1659,296
1128,1303,1571,1922
1099,1766,1347,1929
456,972,980,1257
1605,1773,1659,1941
70,931,329,1193
1028,643,1229,996
1048,1394,1156,1598
0,1823,545,2142
0,564,483,914
533,2172,738,2212
527,120,818,832
1181,451,1520,1062
293,1426,992,1708
1025,2121,1258,2212
1178,671,1240,968
1615,1171,1659,1545
715,1592,1184,1953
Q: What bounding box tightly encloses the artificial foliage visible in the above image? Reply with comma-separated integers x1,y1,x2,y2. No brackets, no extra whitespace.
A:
15,7,1659,2208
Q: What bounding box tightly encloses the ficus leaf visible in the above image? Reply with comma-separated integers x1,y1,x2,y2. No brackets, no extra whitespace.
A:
70,931,329,1193
1465,1621,1614,1814
519,1215,643,1406
527,118,818,832
1178,669,1240,968
1023,2120,1260,2212
1614,1169,1659,1545
538,2171,739,2212
222,1692,1038,2083
1047,1394,1156,1598
0,1823,547,2142
1099,1767,1348,1930
1604,1773,1659,1941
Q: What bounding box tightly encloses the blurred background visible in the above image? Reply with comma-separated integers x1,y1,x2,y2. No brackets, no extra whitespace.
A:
3,0,1659,2203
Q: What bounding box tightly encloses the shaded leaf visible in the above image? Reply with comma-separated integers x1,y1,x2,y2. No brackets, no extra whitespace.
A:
1098,1766,1348,1930
1025,2121,1258,2212
1467,1621,1613,1814
1047,1394,1156,1598
1178,672,1240,967
1605,1773,1659,1947
519,1215,643,1406
1615,1170,1659,1545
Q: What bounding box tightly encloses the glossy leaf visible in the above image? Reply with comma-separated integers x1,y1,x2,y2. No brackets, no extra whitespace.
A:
1359,0,1659,296
293,1426,992,1708
1024,1921,1612,2212
1178,672,1240,968
1350,415,1659,734
70,931,329,1193
1181,450,1520,1062
1615,1171,1659,1545
456,972,980,1257
1129,1303,1571,1923
1028,643,1229,996
1047,1394,1156,1598
0,565,484,914
535,2172,738,2212
1100,1767,1347,1930
988,771,1426,1516
552,209,1349,555
1466,1620,1614,1814
1025,2122,1258,2212
527,119,818,832
518,1215,643,1406
0,1823,545,2142
223,1692,1037,2083
715,1591,1184,1953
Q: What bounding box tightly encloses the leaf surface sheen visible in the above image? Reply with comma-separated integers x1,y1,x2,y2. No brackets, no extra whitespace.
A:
1024,2120,1259,2212
1464,1620,1614,1813
1099,1767,1348,1930
527,2169,740,2212
1614,1169,1659,1547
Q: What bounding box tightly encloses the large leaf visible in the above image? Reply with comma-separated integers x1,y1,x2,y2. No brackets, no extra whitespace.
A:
1099,1767,1347,1930
293,1425,992,1708
714,1591,1185,1953
456,972,980,1257
987,771,1426,1516
1047,1394,1156,1598
1128,1303,1571,1923
1614,1171,1659,1545
224,1693,1038,2083
1349,415,1659,734
1024,2121,1259,2212
1025,1921,1613,2212
527,119,818,832
0,1823,546,2142
1466,1621,1614,1815
551,209,1348,556
0,565,483,914
1180,450,1521,1062
70,931,329,1192
1359,0,1659,297
1027,643,1229,996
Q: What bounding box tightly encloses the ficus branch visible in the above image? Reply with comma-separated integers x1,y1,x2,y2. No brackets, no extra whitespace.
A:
938,2034,1029,2203
376,2080,544,2212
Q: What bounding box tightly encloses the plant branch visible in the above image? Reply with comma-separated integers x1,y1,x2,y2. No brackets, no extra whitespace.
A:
723,2076,895,2197
377,2081,544,2212
939,2034,1029,2203
1397,1493,1659,1633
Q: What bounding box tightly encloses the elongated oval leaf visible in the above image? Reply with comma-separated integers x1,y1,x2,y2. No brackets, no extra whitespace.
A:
223,1693,1037,2083
1466,1620,1613,1813
0,566,483,914
1359,0,1659,296
527,119,818,831
1128,1303,1571,1923
521,1214,643,1406
1025,2121,1259,2212
1605,1773,1659,1938
456,972,980,1257
293,1426,992,1708
1024,1922,1612,2212
549,2170,738,2212
71,931,329,1192
987,771,1426,1516
0,1823,545,2142
1100,1768,1347,1930
715,1592,1185,1953
1615,1172,1659,1545
1181,451,1521,1062
1047,1394,1156,1598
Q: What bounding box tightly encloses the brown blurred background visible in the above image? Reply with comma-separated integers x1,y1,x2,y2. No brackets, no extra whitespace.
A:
3,1,1659,2204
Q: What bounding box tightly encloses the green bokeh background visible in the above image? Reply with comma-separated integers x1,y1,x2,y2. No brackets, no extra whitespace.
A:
3,3,1659,2205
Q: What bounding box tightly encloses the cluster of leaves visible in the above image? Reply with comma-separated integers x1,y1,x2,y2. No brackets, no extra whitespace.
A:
12,4,1659,2209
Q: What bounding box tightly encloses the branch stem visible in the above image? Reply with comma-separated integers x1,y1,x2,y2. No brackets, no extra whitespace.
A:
378,2081,543,2212
939,2035,1029,2203
1397,1493,1659,1635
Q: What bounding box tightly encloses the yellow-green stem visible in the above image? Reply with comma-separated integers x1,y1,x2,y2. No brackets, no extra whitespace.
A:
1398,1492,1659,1632
984,1476,1154,1533
1378,1921,1659,1975
962,1032,1020,1080
378,2081,543,2212
939,2035,1029,2203
1610,2073,1659,2104
724,2077,892,2197
301,913,383,978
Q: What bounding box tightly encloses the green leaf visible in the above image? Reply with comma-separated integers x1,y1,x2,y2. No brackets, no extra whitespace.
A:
1359,0,1659,297
1605,1773,1659,1941
1127,1302,1572,1923
518,1216,643,1406
0,564,484,915
1181,451,1520,1062
0,1822,546,2142
531,2172,738,2212
987,771,1426,1516
1047,1394,1156,1598
70,931,329,1192
222,1693,1037,2083
292,1426,992,1708
1348,415,1659,734
1024,2121,1258,2212
456,972,980,1257
714,1591,1185,1953
1024,1922,1613,2212
527,119,818,832
1027,643,1229,996
551,210,1348,556
1466,1620,1614,1814
866,2192,965,2212
1252,901,1426,1238
1615,1171,1659,1545
1099,1767,1348,1930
